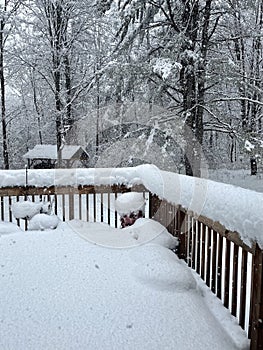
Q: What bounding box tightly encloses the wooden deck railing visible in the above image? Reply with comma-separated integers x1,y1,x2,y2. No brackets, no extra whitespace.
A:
149,194,263,350
0,185,262,349
0,184,148,230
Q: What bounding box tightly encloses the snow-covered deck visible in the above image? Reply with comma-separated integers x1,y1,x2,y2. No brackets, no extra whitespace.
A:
0,164,262,349
0,221,248,350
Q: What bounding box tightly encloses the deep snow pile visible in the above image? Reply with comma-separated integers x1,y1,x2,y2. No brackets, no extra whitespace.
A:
28,213,60,230
0,164,262,247
11,200,59,231
11,200,52,219
0,221,248,350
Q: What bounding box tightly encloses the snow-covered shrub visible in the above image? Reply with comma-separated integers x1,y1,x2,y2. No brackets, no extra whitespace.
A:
12,200,52,220
12,201,43,220
11,200,58,231
28,214,59,231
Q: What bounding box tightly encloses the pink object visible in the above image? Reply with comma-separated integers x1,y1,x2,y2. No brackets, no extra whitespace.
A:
120,210,144,228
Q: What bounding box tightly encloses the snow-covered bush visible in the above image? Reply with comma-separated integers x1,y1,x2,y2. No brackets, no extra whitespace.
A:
12,201,43,220
11,200,58,231
11,200,52,220
28,214,59,231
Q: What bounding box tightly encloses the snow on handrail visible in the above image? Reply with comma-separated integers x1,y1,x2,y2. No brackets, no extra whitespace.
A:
0,164,262,248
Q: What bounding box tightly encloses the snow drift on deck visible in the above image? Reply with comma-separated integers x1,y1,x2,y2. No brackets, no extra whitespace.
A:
0,221,248,349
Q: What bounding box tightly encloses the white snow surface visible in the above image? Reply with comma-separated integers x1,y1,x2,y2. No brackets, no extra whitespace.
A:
152,169,263,249
115,192,146,215
0,164,262,248
28,214,60,231
0,221,248,350
68,218,178,249
23,144,87,160
0,221,22,236
12,201,43,219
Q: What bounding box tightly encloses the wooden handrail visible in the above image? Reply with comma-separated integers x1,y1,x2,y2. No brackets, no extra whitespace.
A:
0,184,146,196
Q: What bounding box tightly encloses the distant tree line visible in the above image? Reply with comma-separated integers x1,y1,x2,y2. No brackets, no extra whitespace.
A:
0,0,263,175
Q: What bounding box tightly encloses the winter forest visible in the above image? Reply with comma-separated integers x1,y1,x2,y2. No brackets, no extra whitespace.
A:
1,0,263,176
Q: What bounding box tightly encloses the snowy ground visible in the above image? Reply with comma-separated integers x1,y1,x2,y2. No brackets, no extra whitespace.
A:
209,168,263,193
0,220,249,350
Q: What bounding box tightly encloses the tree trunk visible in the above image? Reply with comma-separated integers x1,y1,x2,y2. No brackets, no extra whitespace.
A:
45,0,66,167
180,0,200,176
182,0,213,177
0,17,9,169
250,0,263,132
32,67,43,144
55,69,63,167
233,3,249,130
64,52,73,129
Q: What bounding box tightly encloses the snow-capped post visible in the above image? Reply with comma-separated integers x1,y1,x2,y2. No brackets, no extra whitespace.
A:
115,192,146,228
250,244,263,350
25,165,28,187
25,164,28,201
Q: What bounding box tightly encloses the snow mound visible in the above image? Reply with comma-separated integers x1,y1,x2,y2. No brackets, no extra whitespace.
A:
0,223,245,350
115,192,145,215
129,244,197,292
122,218,178,249
12,201,43,220
11,200,52,222
68,218,178,249
0,221,22,236
28,214,60,231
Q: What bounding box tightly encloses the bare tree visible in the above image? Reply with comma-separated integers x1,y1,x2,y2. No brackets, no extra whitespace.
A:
0,0,22,169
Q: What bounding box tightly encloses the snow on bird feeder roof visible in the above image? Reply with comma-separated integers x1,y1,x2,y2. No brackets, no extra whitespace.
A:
23,144,89,168
23,144,88,160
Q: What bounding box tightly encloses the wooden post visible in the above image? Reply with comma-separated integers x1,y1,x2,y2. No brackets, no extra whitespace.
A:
176,207,186,260
206,227,212,288
217,235,223,299
149,193,161,221
1,196,4,220
231,244,239,317
250,244,263,350
211,230,217,294
224,239,231,308
69,191,74,221
201,223,206,280
191,218,196,270
239,249,248,329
